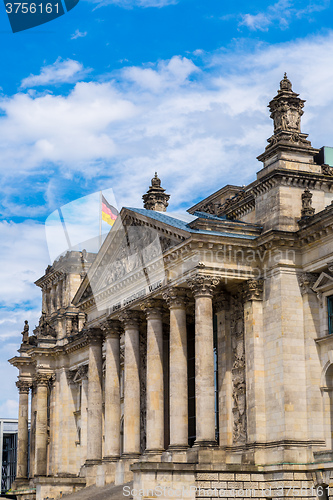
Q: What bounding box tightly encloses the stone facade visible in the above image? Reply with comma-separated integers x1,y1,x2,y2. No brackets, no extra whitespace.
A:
9,76,333,500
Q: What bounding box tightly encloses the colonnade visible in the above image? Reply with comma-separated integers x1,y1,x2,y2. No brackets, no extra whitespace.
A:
15,275,221,480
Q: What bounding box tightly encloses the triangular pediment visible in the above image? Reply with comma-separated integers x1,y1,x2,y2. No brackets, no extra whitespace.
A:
73,208,187,310
313,271,333,293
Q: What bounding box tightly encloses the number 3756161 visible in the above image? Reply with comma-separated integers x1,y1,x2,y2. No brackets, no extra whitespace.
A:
5,3,59,13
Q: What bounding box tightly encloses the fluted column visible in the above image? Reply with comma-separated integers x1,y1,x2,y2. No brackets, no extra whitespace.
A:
188,275,220,446
103,320,121,461
35,373,50,476
120,311,141,457
163,288,188,450
142,300,164,454
86,329,103,464
16,380,30,480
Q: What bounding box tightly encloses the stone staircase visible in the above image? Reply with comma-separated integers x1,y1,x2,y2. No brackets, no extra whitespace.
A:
60,482,133,500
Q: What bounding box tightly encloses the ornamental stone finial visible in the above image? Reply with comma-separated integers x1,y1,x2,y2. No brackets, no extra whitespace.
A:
280,72,292,92
142,173,170,212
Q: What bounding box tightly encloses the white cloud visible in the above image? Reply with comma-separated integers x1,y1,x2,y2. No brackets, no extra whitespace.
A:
2,36,333,213
71,29,88,40
0,399,19,419
20,58,91,88
239,0,329,31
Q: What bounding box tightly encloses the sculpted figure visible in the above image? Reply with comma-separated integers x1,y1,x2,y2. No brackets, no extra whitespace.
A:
21,320,29,344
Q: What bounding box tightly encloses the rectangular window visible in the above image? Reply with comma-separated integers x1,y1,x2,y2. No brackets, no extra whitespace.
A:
328,296,333,335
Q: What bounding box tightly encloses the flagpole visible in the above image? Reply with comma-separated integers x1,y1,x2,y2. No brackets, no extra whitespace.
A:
99,191,102,248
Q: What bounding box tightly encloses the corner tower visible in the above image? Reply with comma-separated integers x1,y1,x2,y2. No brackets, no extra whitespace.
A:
257,73,320,174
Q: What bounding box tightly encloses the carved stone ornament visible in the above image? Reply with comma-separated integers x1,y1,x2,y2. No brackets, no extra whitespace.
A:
67,365,88,385
297,272,319,295
102,319,122,338
141,298,163,319
35,373,52,386
230,295,247,444
213,291,229,312
162,287,187,309
301,188,315,218
242,279,264,302
142,172,170,212
86,327,104,344
21,320,29,344
34,312,56,339
119,310,140,329
322,164,333,177
187,275,220,297
16,380,31,394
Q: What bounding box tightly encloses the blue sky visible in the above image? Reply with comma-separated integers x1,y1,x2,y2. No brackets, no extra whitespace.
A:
1,0,333,416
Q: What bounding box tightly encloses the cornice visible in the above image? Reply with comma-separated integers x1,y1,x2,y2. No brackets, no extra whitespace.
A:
218,168,333,219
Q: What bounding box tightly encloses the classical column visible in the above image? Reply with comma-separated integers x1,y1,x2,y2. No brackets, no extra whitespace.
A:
120,311,141,457
142,300,164,454
29,382,36,478
15,380,30,480
163,288,188,451
103,320,121,461
86,329,103,464
188,275,220,446
35,373,50,476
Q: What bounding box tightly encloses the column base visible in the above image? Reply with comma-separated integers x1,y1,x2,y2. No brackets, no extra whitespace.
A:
167,444,189,452
121,452,141,459
144,448,164,455
85,459,103,466
103,455,120,462
193,439,217,447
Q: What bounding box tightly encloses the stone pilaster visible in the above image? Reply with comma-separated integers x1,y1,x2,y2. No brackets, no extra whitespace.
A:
187,275,220,446
35,373,50,476
119,311,141,457
163,288,188,451
86,329,103,465
242,279,264,446
142,300,164,455
15,380,30,480
103,320,122,461
298,272,323,443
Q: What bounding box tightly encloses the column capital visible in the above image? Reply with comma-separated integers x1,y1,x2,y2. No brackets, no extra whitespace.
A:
103,319,122,339
213,291,229,312
86,327,104,344
16,380,31,394
141,299,163,319
162,287,187,309
35,372,52,387
119,310,140,329
241,279,264,302
187,274,220,297
297,272,319,296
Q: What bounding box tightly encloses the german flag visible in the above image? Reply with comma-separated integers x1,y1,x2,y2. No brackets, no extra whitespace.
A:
102,195,119,226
